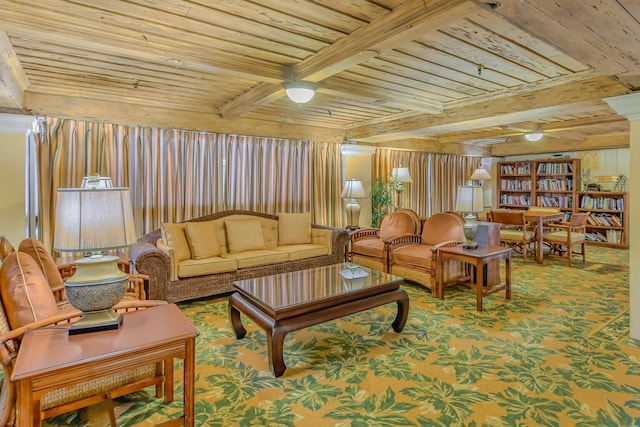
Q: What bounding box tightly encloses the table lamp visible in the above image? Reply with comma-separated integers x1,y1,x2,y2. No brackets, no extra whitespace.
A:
54,187,137,334
390,167,413,209
469,167,491,185
341,179,367,230
455,185,484,249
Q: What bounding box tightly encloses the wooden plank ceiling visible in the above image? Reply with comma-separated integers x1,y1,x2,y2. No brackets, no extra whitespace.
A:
0,0,638,156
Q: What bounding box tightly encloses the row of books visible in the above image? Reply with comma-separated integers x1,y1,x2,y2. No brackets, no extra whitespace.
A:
587,213,623,227
536,163,573,174
500,180,532,190
535,196,572,208
579,196,624,210
536,178,573,191
500,164,531,174
500,195,531,205
585,230,623,244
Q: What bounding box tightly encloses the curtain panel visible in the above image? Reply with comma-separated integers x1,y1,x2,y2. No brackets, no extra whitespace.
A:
373,149,480,218
31,118,343,250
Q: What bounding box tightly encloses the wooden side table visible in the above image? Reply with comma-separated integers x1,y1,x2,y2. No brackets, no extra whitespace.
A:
437,244,512,311
12,304,199,426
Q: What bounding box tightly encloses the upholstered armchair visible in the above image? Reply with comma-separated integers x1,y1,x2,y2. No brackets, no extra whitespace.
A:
542,212,589,266
388,212,466,296
489,209,537,264
0,245,166,425
349,209,421,272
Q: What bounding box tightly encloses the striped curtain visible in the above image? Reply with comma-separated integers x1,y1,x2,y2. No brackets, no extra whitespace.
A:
30,118,343,252
431,154,481,214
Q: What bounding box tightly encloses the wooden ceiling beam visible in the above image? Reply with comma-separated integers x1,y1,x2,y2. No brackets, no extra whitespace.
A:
219,0,473,117
0,31,28,108
346,76,630,140
376,138,490,156
489,132,629,157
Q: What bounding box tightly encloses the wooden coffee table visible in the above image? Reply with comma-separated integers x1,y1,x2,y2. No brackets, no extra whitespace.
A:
229,263,409,377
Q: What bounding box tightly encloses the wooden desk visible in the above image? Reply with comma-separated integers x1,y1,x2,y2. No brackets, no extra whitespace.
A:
524,211,564,263
437,244,512,311
12,304,198,426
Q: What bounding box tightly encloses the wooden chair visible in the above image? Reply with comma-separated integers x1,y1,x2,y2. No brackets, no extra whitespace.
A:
542,212,589,266
489,209,537,264
350,209,420,272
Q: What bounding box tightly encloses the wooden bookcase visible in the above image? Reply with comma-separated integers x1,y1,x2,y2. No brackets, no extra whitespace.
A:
575,191,627,248
497,161,533,209
498,158,581,218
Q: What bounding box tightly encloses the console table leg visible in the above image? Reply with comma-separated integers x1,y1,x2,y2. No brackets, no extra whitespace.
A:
267,326,287,377
392,290,409,332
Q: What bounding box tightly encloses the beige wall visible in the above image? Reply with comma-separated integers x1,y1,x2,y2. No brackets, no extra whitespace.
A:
0,131,26,246
342,145,376,228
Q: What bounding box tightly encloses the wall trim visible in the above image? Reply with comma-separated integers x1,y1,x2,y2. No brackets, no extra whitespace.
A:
0,113,35,134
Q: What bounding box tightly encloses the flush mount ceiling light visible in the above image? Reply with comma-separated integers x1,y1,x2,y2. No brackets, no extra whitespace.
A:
524,131,544,142
283,81,316,103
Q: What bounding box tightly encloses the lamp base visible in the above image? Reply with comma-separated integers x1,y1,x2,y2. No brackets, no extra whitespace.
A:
345,199,361,230
69,310,123,335
462,241,479,250
462,213,479,250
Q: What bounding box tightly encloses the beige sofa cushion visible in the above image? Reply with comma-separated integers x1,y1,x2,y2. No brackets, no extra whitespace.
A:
0,252,58,329
276,244,328,261
162,222,191,262
178,257,237,278
222,250,289,268
225,219,266,253
185,220,221,259
278,212,312,245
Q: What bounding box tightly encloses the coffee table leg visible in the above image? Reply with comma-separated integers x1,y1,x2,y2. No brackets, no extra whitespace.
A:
267,326,287,377
228,297,247,339
392,289,409,332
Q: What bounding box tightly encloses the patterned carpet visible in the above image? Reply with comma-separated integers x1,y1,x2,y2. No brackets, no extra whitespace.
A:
45,246,640,427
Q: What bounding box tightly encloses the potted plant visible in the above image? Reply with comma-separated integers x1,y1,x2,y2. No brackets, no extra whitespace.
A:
370,178,393,227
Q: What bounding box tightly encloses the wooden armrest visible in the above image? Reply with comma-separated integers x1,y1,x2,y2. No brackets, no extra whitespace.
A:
387,233,421,251
350,228,380,241
432,240,464,252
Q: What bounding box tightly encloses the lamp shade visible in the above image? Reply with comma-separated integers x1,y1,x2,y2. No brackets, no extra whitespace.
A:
469,168,491,181
54,188,137,252
283,81,316,103
455,186,484,213
341,179,367,199
81,175,113,188
390,167,413,183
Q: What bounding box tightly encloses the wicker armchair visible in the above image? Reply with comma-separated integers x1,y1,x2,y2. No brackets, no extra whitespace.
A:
388,212,466,296
349,209,421,272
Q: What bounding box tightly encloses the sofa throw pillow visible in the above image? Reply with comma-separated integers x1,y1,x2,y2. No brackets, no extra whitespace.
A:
225,219,266,253
18,237,65,290
185,220,221,259
0,252,58,329
278,212,312,245
161,222,192,262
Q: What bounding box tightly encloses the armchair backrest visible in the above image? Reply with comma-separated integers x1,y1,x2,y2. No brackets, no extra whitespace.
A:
570,212,589,230
0,236,14,261
489,209,527,227
379,209,420,239
421,212,465,246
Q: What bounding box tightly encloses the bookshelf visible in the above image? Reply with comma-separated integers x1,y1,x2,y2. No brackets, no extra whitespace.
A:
497,158,580,219
576,191,627,248
497,161,533,209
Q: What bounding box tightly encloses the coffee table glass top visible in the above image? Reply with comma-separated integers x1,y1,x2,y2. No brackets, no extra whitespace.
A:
233,263,403,310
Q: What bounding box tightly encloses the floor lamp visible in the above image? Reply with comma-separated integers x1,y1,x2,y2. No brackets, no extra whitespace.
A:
341,179,367,230
390,167,413,209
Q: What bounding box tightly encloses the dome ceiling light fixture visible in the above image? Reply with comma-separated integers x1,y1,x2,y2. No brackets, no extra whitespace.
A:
524,127,544,142
283,81,316,104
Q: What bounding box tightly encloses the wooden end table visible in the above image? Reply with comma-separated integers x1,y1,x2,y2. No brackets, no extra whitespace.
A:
437,244,512,311
11,304,199,426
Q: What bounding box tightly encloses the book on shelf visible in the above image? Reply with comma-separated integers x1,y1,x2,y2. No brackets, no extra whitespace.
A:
536,195,572,208
500,164,531,174
501,180,531,190
587,213,623,227
536,162,573,174
580,195,624,210
536,178,573,191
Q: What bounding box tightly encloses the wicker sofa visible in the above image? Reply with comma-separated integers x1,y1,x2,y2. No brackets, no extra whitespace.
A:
129,210,350,303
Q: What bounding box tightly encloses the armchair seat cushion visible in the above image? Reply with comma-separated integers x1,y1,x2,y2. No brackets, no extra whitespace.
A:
543,231,586,244
391,244,435,267
351,239,385,258
500,229,535,240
